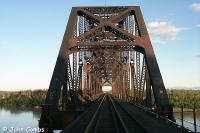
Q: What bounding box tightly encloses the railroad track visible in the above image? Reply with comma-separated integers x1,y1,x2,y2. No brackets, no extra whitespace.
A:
109,95,148,133
61,95,106,133
62,94,148,133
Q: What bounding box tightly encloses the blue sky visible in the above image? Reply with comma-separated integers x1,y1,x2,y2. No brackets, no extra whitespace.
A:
0,0,199,91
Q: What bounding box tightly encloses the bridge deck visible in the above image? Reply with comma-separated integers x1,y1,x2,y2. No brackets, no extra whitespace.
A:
61,94,189,133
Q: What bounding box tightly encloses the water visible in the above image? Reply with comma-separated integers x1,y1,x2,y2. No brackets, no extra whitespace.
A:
174,111,200,132
0,107,200,133
0,107,41,133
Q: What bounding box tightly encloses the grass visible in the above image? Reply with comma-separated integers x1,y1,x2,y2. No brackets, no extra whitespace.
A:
0,90,46,107
0,89,200,110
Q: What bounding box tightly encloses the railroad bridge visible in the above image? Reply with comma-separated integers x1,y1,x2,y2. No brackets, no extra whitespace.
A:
39,6,192,133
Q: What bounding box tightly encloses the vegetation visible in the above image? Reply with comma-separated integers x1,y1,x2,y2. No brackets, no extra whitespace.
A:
167,89,200,109
0,89,46,107
0,89,200,109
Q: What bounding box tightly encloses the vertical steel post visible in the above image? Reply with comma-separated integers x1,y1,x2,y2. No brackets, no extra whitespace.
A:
62,72,68,110
193,104,197,133
73,52,77,103
181,105,184,131
145,67,152,108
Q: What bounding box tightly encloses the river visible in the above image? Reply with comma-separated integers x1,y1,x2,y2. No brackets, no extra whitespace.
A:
174,111,200,132
0,107,199,133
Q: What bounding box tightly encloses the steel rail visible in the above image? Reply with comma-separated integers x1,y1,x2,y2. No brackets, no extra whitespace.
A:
109,95,130,133
109,100,121,133
84,95,106,133
93,94,121,133
110,96,149,133
61,95,104,133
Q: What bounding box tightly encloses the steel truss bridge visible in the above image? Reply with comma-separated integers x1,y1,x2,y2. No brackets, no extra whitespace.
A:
39,6,193,133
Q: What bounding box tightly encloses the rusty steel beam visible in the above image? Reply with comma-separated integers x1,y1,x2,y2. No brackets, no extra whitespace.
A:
40,6,173,131
44,8,78,109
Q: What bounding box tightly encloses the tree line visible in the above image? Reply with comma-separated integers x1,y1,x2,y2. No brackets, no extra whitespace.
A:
0,89,199,109
167,89,200,109
0,90,46,107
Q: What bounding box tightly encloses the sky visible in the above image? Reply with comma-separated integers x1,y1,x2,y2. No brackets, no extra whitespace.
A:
0,0,199,91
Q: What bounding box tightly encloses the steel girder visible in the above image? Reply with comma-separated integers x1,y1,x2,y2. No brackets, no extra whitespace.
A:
40,6,173,131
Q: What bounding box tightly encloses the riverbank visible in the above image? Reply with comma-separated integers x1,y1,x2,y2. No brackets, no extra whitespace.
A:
0,90,46,107
173,108,200,113
0,89,200,110
167,89,200,109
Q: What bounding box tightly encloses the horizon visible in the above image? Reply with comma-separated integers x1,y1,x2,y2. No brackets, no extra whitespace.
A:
1,86,200,92
0,0,199,91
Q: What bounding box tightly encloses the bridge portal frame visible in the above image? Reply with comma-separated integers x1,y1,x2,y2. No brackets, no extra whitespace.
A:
39,6,173,131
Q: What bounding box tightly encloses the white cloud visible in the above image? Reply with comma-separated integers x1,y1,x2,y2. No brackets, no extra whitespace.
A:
196,24,200,28
191,3,200,12
196,54,200,58
147,21,185,43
